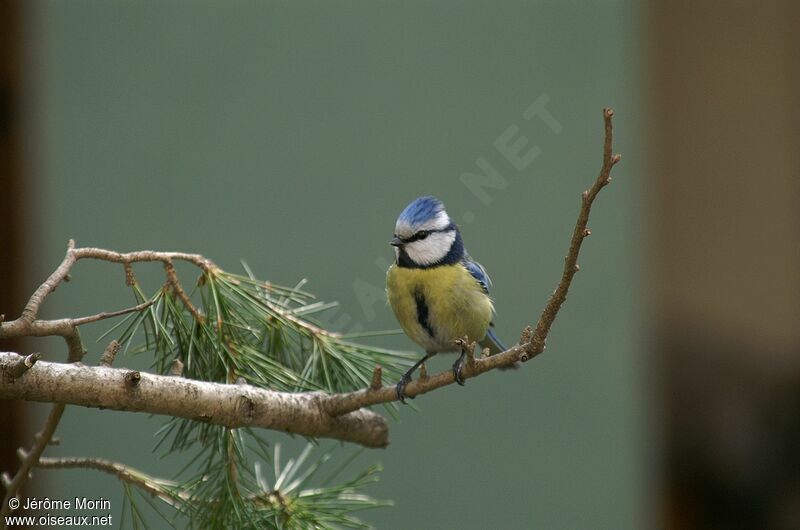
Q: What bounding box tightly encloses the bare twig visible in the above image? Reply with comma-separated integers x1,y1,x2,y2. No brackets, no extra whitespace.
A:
0,243,215,359
164,261,204,323
1,300,150,364
323,107,620,415
71,246,216,274
0,242,216,341
37,457,183,506
525,107,620,360
71,299,155,327
0,352,389,448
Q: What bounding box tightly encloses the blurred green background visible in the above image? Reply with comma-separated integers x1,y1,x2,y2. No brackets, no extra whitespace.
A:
7,1,798,528
8,1,648,528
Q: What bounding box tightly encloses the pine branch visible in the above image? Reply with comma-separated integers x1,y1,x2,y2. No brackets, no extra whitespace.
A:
0,109,620,524
35,445,387,529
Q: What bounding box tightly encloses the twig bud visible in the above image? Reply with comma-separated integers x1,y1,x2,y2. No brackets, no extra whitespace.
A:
124,262,135,286
35,433,60,445
519,325,533,345
100,340,120,367
170,358,184,377
370,365,383,390
6,352,41,378
124,370,141,387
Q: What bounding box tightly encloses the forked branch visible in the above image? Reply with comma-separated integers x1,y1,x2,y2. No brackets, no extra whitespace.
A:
323,107,620,415
0,109,620,508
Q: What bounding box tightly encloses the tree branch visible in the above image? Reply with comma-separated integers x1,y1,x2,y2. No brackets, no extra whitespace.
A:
0,243,216,341
37,457,184,506
526,107,620,359
71,299,156,327
323,107,620,415
0,352,389,448
0,109,620,502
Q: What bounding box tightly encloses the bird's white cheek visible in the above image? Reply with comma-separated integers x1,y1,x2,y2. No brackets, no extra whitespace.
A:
405,232,455,266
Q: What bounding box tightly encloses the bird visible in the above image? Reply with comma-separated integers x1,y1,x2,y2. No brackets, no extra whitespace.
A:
385,196,510,402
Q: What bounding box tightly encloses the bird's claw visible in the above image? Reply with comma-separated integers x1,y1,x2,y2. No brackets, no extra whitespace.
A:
395,374,412,404
452,357,466,386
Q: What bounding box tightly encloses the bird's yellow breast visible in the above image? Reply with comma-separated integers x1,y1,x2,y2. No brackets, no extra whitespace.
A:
386,263,493,353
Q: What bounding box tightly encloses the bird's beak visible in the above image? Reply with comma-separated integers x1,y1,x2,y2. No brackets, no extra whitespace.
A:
390,236,404,247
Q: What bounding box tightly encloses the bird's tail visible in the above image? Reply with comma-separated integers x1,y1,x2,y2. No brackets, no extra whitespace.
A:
479,328,519,370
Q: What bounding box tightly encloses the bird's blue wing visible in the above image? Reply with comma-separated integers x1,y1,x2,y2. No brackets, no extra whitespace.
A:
463,257,515,364
463,258,491,294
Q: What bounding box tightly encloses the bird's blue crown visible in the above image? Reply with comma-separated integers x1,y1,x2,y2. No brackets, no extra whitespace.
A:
396,196,446,227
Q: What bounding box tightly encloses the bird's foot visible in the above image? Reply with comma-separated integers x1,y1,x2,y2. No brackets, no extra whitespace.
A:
395,374,413,404
452,355,466,386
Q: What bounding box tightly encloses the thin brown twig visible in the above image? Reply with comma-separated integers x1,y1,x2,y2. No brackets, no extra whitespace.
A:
323,107,620,415
526,107,619,359
0,244,214,354
36,456,286,508
16,239,77,325
2,300,151,363
0,242,216,337
71,246,217,273
71,299,156,327
164,261,205,323
36,457,184,506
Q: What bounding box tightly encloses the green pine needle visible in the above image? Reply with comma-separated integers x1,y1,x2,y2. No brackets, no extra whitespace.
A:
102,262,409,528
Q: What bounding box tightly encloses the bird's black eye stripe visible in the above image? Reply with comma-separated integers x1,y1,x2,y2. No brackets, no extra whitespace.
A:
404,230,430,242
397,227,449,244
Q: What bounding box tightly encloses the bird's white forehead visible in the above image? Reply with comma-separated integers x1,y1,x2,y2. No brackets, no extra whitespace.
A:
394,210,450,238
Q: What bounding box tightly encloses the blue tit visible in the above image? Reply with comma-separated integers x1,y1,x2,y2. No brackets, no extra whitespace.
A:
386,196,510,402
